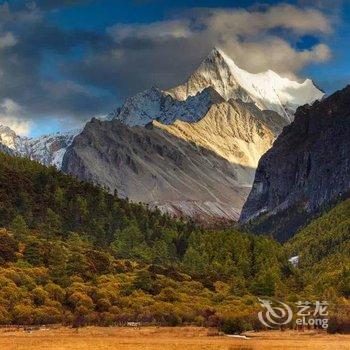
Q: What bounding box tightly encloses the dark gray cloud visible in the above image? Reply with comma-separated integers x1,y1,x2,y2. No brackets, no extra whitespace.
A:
0,2,114,133
68,37,209,99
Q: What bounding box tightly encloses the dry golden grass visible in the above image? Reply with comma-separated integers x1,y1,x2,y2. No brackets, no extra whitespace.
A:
1,326,350,350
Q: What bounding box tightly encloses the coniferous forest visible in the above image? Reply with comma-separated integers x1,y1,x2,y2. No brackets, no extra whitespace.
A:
0,152,349,333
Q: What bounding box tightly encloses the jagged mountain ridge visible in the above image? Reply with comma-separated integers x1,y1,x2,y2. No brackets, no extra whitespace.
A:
115,48,324,127
154,100,277,173
117,86,223,126
25,129,80,168
0,125,79,168
167,48,324,122
239,85,350,241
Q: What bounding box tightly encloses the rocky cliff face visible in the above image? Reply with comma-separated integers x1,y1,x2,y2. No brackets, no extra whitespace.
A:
0,142,14,156
240,86,350,241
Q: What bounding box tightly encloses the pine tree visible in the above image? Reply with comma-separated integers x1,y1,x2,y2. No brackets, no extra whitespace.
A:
10,215,28,241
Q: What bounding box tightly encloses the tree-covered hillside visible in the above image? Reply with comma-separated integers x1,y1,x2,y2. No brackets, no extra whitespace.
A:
286,199,350,298
0,152,349,332
0,152,191,251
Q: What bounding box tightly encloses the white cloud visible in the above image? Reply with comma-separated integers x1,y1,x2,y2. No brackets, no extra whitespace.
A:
0,98,31,136
0,32,17,49
200,5,331,37
106,4,332,80
220,39,331,78
109,19,192,41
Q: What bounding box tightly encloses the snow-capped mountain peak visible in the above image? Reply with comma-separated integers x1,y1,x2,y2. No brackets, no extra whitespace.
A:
26,129,81,168
0,124,27,154
112,48,323,127
0,124,80,168
116,85,223,126
167,47,324,121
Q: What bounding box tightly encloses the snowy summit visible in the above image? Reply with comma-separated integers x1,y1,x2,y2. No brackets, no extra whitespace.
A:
168,47,324,122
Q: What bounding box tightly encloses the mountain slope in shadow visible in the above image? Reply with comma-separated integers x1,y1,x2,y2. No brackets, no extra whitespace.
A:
240,85,350,241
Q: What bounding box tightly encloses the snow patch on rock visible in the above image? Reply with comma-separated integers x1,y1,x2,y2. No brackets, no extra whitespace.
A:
0,125,80,168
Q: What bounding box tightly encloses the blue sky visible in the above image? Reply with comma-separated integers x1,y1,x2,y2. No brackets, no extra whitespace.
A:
0,0,349,137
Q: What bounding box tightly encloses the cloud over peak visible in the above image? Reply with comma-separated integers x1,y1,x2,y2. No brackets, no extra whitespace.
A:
0,2,335,135
0,98,31,136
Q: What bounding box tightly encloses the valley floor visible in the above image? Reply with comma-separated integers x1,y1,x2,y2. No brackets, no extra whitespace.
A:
1,326,350,350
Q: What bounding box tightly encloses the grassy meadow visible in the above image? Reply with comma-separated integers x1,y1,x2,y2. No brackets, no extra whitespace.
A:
1,327,350,350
